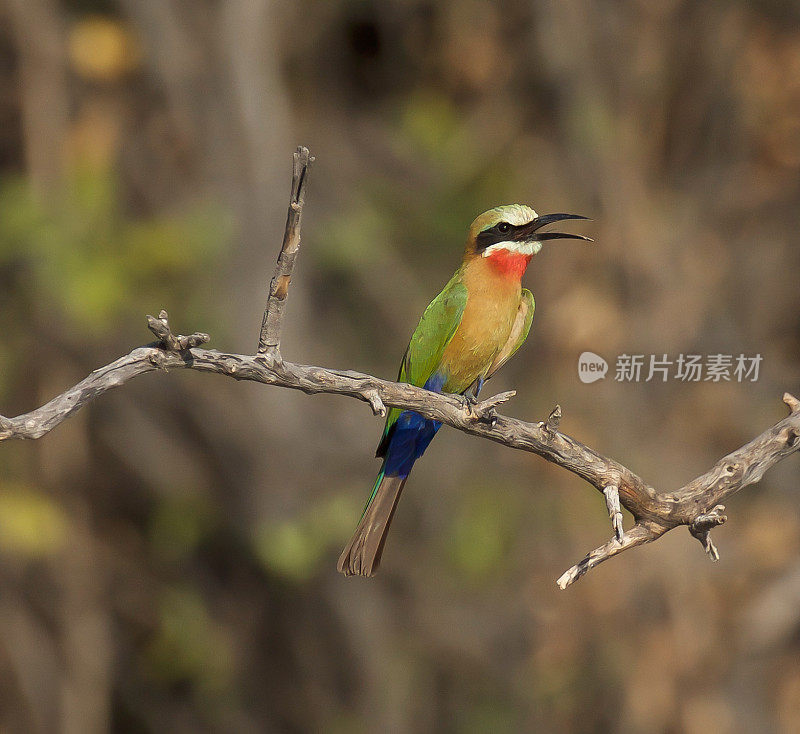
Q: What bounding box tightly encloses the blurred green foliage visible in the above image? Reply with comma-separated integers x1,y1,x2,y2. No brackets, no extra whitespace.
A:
321,92,526,280
0,167,226,332
446,486,520,584
400,91,462,158
148,493,217,566
143,585,234,694
254,494,358,581
0,482,68,558
456,699,519,734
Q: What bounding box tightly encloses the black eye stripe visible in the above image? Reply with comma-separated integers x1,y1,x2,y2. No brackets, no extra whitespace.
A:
476,221,522,249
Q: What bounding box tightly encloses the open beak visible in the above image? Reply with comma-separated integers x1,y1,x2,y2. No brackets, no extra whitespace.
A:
520,213,593,243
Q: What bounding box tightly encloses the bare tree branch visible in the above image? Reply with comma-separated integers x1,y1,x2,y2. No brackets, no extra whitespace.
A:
1,322,797,586
556,524,662,590
1,146,798,588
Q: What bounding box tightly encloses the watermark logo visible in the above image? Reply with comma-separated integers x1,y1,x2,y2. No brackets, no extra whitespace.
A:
578,351,608,383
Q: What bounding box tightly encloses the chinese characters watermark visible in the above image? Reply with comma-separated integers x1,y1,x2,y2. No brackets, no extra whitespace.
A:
578,353,763,383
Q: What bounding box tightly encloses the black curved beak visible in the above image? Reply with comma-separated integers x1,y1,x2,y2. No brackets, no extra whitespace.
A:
518,213,593,243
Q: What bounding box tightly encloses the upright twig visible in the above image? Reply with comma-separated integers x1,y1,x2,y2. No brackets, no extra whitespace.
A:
257,145,314,358
146,309,210,351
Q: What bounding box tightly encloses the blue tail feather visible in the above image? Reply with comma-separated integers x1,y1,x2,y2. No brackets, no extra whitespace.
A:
382,372,445,479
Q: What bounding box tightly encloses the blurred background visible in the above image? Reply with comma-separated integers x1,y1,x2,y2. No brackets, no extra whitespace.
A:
0,0,799,732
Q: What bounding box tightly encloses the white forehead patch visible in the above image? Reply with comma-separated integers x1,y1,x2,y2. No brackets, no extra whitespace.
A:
498,204,538,227
482,240,542,258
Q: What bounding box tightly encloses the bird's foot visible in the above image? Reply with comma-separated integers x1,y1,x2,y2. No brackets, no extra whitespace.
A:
458,393,479,419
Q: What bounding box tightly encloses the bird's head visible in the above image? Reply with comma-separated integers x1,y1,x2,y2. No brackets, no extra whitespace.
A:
465,204,592,275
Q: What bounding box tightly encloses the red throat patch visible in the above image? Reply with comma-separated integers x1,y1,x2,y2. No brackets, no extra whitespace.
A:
485,249,533,279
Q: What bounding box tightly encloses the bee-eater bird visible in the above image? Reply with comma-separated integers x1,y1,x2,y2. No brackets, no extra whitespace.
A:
337,204,591,577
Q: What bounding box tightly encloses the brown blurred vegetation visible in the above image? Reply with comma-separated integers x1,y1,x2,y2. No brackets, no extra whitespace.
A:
0,0,799,732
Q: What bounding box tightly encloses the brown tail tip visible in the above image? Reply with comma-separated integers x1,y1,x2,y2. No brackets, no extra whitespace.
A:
337,474,407,578
337,539,379,577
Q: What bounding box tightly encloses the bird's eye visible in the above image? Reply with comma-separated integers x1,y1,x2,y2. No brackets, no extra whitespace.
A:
497,222,510,234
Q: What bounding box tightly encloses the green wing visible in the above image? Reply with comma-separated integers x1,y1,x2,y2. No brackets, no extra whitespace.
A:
376,273,468,457
485,288,534,380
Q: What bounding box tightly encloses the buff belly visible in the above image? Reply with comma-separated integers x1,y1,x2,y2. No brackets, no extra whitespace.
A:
439,279,521,394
